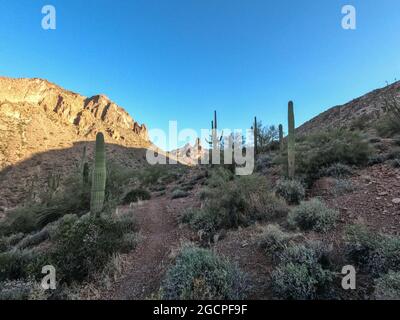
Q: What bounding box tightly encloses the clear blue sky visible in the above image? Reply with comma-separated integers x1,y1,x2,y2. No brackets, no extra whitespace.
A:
1,0,399,149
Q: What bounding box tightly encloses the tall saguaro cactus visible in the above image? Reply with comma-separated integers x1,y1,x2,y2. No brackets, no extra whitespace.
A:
253,116,258,157
206,110,223,164
91,132,107,215
278,124,283,147
287,101,295,179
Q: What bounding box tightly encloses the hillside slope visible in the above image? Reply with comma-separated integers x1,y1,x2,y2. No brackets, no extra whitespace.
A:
297,81,400,135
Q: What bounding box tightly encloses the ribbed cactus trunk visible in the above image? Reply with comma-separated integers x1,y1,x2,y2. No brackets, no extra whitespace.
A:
279,124,283,148
287,101,295,179
254,116,258,157
91,132,106,215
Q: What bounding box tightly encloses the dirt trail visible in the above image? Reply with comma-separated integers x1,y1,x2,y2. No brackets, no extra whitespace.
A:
105,196,189,300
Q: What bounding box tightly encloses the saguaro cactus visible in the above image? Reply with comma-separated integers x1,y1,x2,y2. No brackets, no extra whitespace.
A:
287,101,295,179
253,116,258,157
206,110,223,164
91,132,106,215
279,124,283,147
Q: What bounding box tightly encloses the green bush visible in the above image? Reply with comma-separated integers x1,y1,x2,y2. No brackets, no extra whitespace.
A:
258,225,298,260
391,158,400,168
288,199,338,233
16,229,50,250
183,175,287,240
271,241,335,300
330,179,355,197
0,249,46,282
275,179,305,205
51,212,138,283
0,233,25,252
376,115,400,137
278,129,371,184
255,154,273,172
0,279,36,300
171,189,189,199
374,271,400,300
121,188,151,204
206,167,233,188
138,165,169,186
161,246,247,300
345,225,400,277
320,163,353,178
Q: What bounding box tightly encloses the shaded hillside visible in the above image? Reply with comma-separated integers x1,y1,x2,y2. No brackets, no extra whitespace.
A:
0,142,153,209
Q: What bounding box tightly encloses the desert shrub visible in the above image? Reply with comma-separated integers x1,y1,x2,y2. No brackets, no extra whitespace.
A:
331,179,355,196
138,165,169,186
369,137,382,144
171,189,189,199
206,166,233,188
121,188,151,204
0,249,46,282
344,225,400,277
161,246,247,300
181,207,228,241
320,163,353,178
390,158,400,168
386,147,400,160
275,179,305,205
185,175,286,240
271,241,335,300
350,113,374,131
255,154,273,172
0,233,25,252
50,212,138,283
288,199,338,233
246,192,288,221
258,225,298,260
0,279,37,300
16,229,50,250
374,271,400,300
377,118,400,138
367,154,387,166
278,129,371,185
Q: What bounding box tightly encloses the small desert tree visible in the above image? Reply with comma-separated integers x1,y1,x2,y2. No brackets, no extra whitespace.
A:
254,120,280,151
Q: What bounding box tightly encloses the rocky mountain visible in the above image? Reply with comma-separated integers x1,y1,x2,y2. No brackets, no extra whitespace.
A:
0,77,150,170
169,138,206,165
0,77,157,208
297,81,400,135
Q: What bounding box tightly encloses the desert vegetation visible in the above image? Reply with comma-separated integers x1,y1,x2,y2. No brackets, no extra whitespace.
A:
1,91,400,301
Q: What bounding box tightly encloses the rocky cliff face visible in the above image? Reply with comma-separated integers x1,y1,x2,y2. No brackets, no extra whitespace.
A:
297,81,400,135
0,77,150,169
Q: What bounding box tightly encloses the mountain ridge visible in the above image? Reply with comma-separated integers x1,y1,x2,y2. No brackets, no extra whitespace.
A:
0,76,150,169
